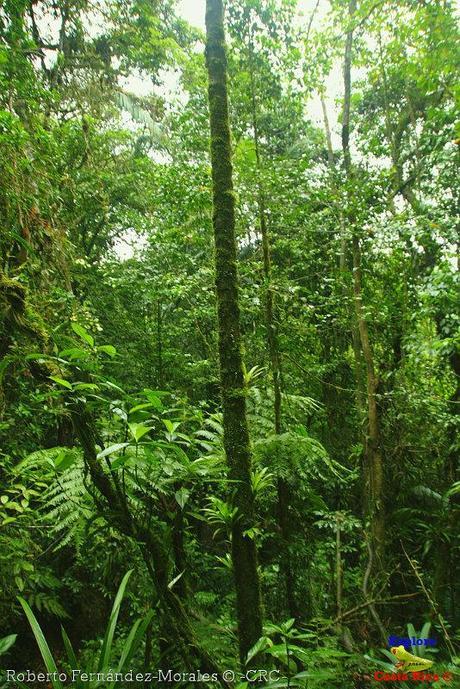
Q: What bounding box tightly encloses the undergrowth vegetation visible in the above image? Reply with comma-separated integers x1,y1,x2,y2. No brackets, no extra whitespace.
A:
0,0,459,686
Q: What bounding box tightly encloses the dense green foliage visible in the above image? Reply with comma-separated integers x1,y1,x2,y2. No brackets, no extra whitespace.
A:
0,0,459,686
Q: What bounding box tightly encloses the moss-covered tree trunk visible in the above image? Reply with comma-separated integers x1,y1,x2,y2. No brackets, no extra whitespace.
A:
205,0,263,664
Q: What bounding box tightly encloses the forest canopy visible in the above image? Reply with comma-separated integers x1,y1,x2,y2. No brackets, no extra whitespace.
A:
0,0,459,687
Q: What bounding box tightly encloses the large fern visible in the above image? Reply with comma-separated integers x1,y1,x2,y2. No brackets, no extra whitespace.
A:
254,429,348,485
247,386,322,439
44,459,92,550
17,447,92,551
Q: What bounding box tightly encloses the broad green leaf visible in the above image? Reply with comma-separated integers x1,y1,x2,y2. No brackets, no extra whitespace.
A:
420,621,431,640
102,381,126,393
49,376,72,390
6,502,23,511
174,488,190,509
59,348,89,360
98,344,117,357
129,402,161,414
143,388,167,401
97,443,129,459
0,634,17,655
110,455,131,470
71,322,94,347
163,419,180,433
128,423,152,443
73,383,99,391
246,636,273,665
54,450,77,472
25,353,53,361
2,517,16,525
60,627,83,689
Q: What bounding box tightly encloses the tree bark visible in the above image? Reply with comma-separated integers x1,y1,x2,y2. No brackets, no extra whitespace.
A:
205,0,264,664
320,94,335,169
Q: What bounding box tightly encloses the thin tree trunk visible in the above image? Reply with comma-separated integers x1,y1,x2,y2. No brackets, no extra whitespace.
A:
320,94,334,169
172,503,188,599
341,0,385,562
205,0,264,664
247,21,296,619
157,299,163,387
335,517,342,620
351,236,385,556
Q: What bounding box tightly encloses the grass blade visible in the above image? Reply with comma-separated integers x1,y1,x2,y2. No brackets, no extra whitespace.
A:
98,569,133,672
119,609,154,672
61,627,84,689
18,598,64,689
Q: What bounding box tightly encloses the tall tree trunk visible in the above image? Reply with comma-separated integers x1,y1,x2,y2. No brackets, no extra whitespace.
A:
205,0,264,664
341,0,385,563
335,516,343,619
351,235,385,557
247,21,296,620
320,94,335,169
157,298,163,387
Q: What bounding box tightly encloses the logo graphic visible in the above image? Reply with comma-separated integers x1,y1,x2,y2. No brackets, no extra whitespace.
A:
367,629,453,682
371,643,453,683
388,635,436,648
390,645,433,672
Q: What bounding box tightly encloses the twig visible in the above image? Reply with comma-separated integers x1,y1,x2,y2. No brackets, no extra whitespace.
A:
335,593,419,623
317,593,419,632
305,0,320,47
351,0,386,33
284,352,357,393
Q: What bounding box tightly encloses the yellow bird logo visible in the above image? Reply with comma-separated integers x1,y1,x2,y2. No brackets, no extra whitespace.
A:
391,645,434,672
